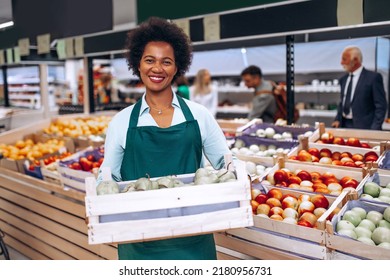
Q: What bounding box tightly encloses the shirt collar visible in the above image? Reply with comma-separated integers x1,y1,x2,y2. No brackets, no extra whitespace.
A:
351,65,363,77
139,89,181,116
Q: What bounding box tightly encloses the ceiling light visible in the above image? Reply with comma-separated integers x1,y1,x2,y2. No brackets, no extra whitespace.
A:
0,21,14,30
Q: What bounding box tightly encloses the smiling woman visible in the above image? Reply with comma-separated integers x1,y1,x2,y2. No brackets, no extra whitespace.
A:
96,17,231,260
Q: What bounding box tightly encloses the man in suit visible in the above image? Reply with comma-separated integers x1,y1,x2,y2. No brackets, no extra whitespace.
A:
332,46,387,130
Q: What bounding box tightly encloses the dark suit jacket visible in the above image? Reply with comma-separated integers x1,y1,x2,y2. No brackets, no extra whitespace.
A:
335,68,387,130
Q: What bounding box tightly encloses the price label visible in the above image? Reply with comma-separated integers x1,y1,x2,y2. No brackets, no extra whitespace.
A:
14,47,21,63
18,38,30,56
37,33,51,54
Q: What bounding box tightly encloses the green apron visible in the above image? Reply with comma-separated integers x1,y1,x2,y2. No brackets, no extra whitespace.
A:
118,96,217,260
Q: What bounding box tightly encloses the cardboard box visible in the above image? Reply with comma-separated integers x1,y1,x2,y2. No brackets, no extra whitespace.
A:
84,161,253,245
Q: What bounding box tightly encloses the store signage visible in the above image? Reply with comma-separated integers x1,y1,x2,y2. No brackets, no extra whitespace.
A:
74,37,84,57
37,33,51,54
56,39,66,59
6,48,13,64
14,47,21,63
65,38,74,58
0,50,4,65
173,19,190,38
337,0,363,26
18,38,30,56
203,14,220,42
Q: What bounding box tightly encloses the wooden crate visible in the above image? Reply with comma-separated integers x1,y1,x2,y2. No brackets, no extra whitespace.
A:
217,118,253,136
326,200,390,260
85,161,253,245
41,162,61,185
57,147,101,192
287,136,381,169
309,123,390,149
377,149,390,175
356,171,390,206
219,187,351,260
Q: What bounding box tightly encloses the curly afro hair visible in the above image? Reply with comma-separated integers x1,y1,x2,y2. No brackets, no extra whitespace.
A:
124,17,193,81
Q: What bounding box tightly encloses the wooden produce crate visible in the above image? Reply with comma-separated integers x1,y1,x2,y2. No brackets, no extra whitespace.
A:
357,171,390,206
41,162,61,185
287,135,381,170
326,200,390,259
84,161,253,245
57,146,103,192
217,118,257,137
219,187,351,260
377,148,390,175
259,158,368,197
309,123,390,150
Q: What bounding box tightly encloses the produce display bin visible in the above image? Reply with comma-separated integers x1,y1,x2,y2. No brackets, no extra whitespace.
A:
309,123,390,149
377,148,390,175
219,187,351,260
239,122,315,139
84,161,253,245
58,146,103,192
326,200,390,260
357,171,390,206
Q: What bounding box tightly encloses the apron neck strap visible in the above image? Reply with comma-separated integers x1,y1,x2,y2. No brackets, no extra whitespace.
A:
129,95,195,128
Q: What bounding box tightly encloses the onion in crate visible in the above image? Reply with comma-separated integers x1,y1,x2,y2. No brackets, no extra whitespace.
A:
249,144,260,153
265,127,276,138
245,161,257,175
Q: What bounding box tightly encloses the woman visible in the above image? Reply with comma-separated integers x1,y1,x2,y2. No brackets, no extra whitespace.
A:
190,69,219,118
98,17,231,260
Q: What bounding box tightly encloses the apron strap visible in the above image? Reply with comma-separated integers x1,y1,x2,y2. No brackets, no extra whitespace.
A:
177,96,195,121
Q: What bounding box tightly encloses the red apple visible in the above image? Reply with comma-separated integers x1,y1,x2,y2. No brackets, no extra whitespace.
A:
313,207,327,218
269,214,284,221
267,188,283,200
256,203,271,216
310,172,322,182
331,160,343,166
340,157,354,163
343,161,357,168
320,132,334,144
255,193,268,204
351,153,364,162
299,212,318,227
251,188,262,200
298,200,315,215
296,170,312,181
333,137,345,145
282,208,299,219
327,182,342,192
282,196,299,210
319,157,332,165
251,200,260,213
297,219,313,228
341,178,359,189
360,143,371,148
313,182,328,191
339,176,353,186
310,194,329,209
331,151,342,160
298,194,311,204
346,137,361,147
273,169,288,184
288,183,301,189
281,193,297,201
269,206,284,217
297,150,312,162
288,175,302,185
266,197,282,208
319,148,332,158
308,148,320,158
340,151,352,158
311,155,320,162
365,154,379,162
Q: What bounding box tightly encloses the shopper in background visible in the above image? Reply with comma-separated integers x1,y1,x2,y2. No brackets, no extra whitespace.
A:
98,17,230,260
174,75,190,99
332,46,387,130
189,69,219,118
240,65,277,122
97,73,117,104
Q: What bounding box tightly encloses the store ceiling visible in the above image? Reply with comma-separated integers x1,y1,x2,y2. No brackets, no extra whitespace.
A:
0,0,12,24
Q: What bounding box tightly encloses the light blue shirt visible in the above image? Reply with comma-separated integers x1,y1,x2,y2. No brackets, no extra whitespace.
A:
98,91,231,183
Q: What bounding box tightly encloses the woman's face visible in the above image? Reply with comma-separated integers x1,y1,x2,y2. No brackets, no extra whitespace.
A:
139,41,177,94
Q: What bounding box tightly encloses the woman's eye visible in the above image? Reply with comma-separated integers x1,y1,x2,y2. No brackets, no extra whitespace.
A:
163,60,172,65
145,58,154,63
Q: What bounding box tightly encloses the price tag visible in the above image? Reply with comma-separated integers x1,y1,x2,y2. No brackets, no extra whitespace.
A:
18,38,30,56
337,0,363,26
37,33,51,54
173,19,190,38
0,50,4,65
203,14,220,41
56,39,66,59
14,47,21,63
74,37,84,57
6,48,13,64
65,38,74,58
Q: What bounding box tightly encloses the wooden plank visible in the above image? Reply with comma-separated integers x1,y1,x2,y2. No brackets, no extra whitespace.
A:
227,227,327,259
0,174,85,218
214,232,306,260
86,182,250,216
0,197,117,259
89,206,252,244
0,187,87,234
326,233,390,260
0,211,104,260
0,166,85,202
216,251,242,260
0,219,75,260
2,235,49,260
